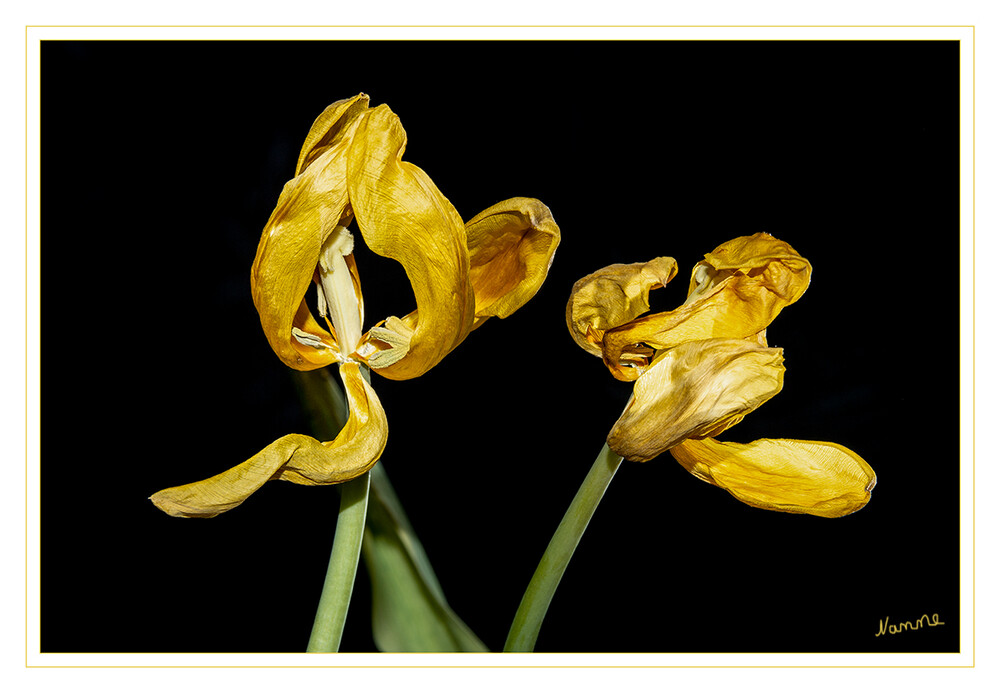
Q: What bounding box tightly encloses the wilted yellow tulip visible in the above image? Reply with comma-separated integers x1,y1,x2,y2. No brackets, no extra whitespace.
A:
152,93,560,518
566,233,874,518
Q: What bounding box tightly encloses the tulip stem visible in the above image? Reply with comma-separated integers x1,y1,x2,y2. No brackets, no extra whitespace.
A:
305,364,373,653
503,442,623,652
306,471,371,652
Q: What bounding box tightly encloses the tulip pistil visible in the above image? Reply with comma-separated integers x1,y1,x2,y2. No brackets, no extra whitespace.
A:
317,225,364,358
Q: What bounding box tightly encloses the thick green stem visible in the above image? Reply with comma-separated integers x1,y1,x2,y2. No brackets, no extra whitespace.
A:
302,364,373,653
504,442,623,652
306,471,371,652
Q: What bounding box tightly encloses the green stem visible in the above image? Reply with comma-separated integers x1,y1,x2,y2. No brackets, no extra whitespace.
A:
306,471,371,652
303,364,373,653
504,442,623,652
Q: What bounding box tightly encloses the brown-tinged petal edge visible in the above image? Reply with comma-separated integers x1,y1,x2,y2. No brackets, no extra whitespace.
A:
464,197,561,328
150,362,387,518
669,436,877,518
607,339,785,462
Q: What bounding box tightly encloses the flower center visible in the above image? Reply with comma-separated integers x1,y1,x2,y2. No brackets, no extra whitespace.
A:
317,225,364,357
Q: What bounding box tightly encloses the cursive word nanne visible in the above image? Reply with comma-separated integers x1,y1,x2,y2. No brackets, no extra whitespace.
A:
875,613,945,637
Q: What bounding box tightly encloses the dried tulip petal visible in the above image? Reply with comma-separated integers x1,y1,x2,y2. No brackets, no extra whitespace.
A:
150,362,387,518
669,436,877,518
566,257,678,359
250,113,365,370
347,105,476,381
686,232,812,303
464,197,561,327
607,339,785,462
602,234,811,379
295,93,371,175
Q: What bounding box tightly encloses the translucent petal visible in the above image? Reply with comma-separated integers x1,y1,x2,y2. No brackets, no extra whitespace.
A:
565,257,678,359
607,339,785,462
669,437,877,518
149,363,387,518
464,197,561,327
347,105,476,381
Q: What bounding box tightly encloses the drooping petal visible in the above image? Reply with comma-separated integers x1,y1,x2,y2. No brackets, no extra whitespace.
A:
250,101,370,371
150,362,387,518
607,339,785,462
347,104,476,380
601,234,811,380
565,257,678,359
669,436,877,518
464,197,561,327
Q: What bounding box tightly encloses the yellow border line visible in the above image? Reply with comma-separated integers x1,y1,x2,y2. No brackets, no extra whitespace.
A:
22,24,978,27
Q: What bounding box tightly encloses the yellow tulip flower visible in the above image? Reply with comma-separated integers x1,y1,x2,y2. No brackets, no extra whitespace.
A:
566,233,874,518
152,93,560,518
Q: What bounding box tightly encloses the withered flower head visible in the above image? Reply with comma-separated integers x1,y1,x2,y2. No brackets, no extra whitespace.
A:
152,94,560,517
566,233,875,518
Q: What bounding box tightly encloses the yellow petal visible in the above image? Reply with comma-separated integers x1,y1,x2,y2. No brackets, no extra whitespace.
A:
347,104,476,380
150,362,387,518
464,197,561,327
686,232,812,303
250,104,369,371
602,234,811,379
565,257,678,359
607,339,785,462
670,437,876,518
295,93,371,175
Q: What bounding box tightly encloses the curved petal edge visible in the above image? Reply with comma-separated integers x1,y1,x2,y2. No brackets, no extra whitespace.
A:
669,436,876,518
150,362,387,518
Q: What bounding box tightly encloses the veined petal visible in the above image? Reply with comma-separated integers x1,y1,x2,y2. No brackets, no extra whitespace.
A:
602,234,811,379
607,339,785,462
464,197,561,327
566,258,678,359
295,93,371,175
250,113,366,371
347,104,476,380
669,437,876,518
150,362,387,518
686,232,812,303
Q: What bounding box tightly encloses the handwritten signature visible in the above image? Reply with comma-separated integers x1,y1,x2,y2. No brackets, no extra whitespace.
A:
875,613,945,637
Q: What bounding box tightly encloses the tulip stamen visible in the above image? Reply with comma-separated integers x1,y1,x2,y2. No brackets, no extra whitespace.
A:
291,327,340,356
317,225,364,357
364,316,413,368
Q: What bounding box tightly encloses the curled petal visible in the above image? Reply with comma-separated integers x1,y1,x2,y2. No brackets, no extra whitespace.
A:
348,105,475,381
607,339,785,462
602,233,811,379
150,362,387,518
686,232,812,303
566,257,678,359
250,108,368,371
295,93,371,175
464,197,561,327
670,437,877,518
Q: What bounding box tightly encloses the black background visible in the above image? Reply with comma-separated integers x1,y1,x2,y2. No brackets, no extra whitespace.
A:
39,40,959,654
